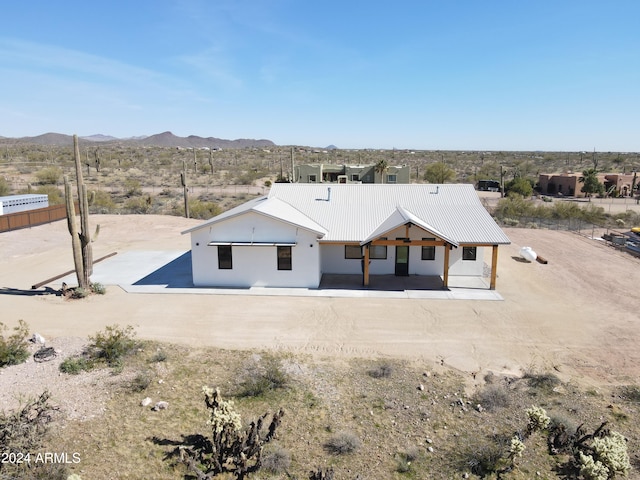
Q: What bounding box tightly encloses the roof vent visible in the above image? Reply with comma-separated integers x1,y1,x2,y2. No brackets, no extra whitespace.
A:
327,187,331,201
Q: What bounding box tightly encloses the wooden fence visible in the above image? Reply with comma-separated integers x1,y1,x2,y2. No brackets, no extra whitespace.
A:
0,203,78,233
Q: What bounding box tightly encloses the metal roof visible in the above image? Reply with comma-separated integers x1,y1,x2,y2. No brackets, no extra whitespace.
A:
267,184,510,245
184,183,510,245
181,195,328,237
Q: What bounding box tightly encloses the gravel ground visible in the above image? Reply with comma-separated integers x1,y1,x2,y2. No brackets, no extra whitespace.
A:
0,336,128,419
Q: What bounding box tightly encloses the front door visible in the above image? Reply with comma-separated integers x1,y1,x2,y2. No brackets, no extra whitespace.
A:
395,245,409,276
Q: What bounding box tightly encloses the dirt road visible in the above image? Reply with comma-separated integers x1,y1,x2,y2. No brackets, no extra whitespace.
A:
1,215,639,388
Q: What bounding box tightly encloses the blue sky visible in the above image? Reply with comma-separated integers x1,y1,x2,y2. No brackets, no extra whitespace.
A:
1,1,639,151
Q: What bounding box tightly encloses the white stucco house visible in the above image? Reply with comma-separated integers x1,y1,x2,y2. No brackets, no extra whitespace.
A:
182,184,510,290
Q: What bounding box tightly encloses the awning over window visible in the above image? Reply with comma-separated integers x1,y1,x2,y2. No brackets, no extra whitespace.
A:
207,241,297,246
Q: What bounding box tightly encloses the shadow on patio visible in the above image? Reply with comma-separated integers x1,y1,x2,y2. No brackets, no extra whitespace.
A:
319,274,491,291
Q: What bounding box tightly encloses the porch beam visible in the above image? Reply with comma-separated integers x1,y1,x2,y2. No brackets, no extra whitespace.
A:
363,244,370,286
443,244,450,288
370,239,446,246
490,245,498,290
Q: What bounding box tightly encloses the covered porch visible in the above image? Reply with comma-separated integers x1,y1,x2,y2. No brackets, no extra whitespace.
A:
319,273,491,291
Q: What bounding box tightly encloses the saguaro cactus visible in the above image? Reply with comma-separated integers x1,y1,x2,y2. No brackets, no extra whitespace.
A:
64,134,93,289
181,166,190,219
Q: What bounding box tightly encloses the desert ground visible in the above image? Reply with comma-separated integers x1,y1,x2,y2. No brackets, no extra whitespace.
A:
1,213,639,393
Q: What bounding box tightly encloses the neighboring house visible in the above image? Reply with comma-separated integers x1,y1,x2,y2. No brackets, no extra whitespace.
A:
294,163,410,184
182,184,510,290
537,172,637,197
537,173,581,196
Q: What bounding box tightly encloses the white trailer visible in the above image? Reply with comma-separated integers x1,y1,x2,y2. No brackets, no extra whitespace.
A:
0,194,49,215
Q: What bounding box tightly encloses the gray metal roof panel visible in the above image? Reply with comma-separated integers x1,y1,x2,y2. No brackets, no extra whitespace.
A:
268,184,510,245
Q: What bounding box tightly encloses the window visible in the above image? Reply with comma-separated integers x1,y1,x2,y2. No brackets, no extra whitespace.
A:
308,174,317,182
387,174,397,183
369,245,387,259
218,245,232,269
345,245,362,259
462,246,477,261
421,237,436,261
351,174,359,182
277,246,292,270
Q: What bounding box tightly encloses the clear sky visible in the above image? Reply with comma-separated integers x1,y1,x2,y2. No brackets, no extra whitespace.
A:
1,1,639,151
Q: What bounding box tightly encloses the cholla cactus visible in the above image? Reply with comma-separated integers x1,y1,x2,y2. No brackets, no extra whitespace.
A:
578,451,610,480
203,386,242,434
526,405,551,433
509,436,526,459
591,431,631,477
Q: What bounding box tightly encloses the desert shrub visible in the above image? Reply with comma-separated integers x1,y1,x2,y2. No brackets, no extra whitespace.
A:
87,324,137,366
395,447,419,473
130,371,153,392
551,201,583,219
0,320,30,367
261,445,291,474
524,371,561,391
324,431,361,455
0,176,9,195
474,384,510,411
59,356,94,375
124,195,152,213
0,391,69,479
618,385,640,403
459,439,506,477
34,166,62,185
89,189,116,213
124,178,142,196
71,287,89,299
91,282,106,295
368,362,393,378
493,194,536,220
150,348,168,363
188,199,221,219
237,355,289,397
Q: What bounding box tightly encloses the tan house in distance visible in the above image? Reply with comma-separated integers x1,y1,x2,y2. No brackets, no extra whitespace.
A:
537,172,638,197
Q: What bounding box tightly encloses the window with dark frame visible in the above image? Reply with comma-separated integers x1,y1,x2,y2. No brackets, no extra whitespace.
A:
462,246,477,261
277,246,292,270
345,245,362,259
218,245,232,269
369,245,387,259
421,237,436,261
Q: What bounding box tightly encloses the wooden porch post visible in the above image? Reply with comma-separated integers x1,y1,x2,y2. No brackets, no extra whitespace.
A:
363,244,370,286
443,243,450,289
490,245,498,290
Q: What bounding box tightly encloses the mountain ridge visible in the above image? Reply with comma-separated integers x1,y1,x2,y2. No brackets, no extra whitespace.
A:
0,131,276,149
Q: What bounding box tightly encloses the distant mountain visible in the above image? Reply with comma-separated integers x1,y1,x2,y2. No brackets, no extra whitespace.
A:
326,145,338,150
135,131,275,149
0,132,275,149
81,134,118,142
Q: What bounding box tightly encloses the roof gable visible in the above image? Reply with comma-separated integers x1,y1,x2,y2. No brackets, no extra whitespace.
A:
267,184,510,245
181,196,327,237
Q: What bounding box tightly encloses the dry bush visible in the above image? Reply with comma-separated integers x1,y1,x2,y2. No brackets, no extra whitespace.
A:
324,431,361,455
0,320,30,367
474,384,511,411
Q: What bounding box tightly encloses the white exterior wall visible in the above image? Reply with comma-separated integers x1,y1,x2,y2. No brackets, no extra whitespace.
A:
447,246,485,276
189,212,321,288
320,225,485,276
